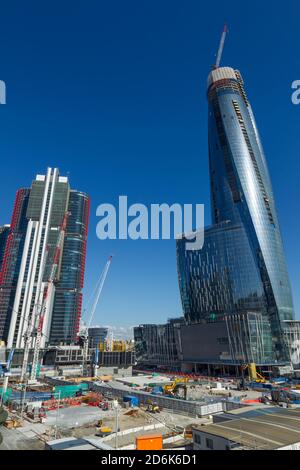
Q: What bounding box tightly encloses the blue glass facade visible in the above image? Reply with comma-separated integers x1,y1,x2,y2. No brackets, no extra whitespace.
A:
177,222,267,323
177,66,295,363
49,190,90,344
134,318,184,369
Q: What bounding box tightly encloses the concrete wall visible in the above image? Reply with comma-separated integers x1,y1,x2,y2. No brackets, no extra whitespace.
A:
90,382,231,418
95,366,132,377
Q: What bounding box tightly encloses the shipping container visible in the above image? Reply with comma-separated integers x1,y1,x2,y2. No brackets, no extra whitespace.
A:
136,434,163,450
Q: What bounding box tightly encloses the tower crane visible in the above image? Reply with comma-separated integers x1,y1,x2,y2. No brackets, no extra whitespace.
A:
79,255,113,376
20,211,70,383
214,24,228,69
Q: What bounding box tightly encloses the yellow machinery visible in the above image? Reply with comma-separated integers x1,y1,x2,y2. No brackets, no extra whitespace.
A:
146,401,160,413
242,363,266,383
163,378,189,395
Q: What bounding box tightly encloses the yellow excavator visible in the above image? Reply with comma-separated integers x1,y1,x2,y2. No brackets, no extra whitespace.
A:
163,378,189,398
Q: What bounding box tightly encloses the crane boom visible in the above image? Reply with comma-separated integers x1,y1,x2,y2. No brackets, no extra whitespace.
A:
81,255,113,376
87,256,112,329
215,24,228,69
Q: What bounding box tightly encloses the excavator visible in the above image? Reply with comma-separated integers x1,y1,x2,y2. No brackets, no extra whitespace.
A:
163,378,189,399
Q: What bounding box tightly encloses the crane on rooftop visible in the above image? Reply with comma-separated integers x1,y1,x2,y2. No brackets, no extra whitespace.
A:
214,24,228,69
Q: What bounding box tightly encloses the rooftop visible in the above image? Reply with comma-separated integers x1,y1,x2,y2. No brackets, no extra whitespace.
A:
193,407,300,450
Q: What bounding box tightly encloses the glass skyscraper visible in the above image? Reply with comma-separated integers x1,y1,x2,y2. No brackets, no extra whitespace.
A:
0,225,10,270
0,189,30,342
177,66,295,364
0,168,90,347
49,189,90,344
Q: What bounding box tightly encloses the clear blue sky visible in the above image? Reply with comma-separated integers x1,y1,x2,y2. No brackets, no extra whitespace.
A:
0,1,299,329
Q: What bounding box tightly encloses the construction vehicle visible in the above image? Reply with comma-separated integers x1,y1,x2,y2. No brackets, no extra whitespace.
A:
20,212,70,383
95,418,115,437
146,400,160,413
164,378,189,397
241,363,266,383
78,255,113,376
99,401,109,411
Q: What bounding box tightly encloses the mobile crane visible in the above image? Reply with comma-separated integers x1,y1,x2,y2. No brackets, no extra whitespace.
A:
241,363,266,383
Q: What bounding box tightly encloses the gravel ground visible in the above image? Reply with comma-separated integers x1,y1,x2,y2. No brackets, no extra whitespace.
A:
0,425,45,450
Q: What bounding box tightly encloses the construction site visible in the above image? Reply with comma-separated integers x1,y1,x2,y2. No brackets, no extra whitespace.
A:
0,28,300,453
1,227,300,450
2,356,300,450
0,187,300,451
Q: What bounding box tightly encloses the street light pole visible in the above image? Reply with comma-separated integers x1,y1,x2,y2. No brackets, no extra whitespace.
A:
114,400,119,449
20,381,27,421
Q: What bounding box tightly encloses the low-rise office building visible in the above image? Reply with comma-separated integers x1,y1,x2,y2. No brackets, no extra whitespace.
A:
192,407,300,450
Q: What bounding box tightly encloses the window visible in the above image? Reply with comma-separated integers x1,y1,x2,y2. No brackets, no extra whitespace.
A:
206,438,214,450
194,434,201,444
